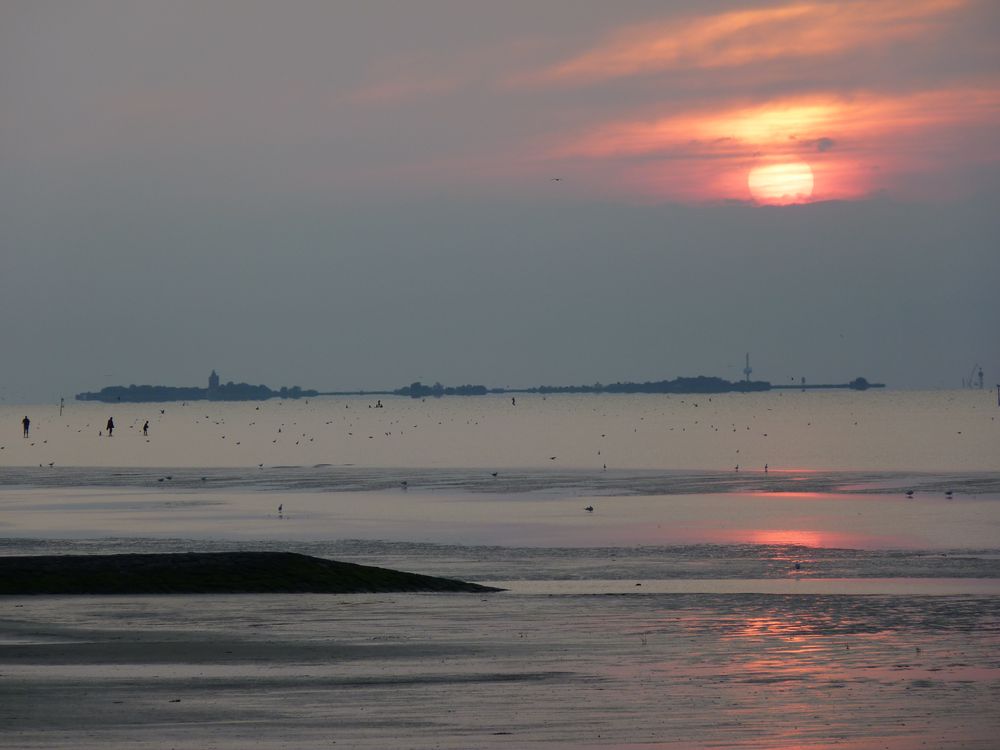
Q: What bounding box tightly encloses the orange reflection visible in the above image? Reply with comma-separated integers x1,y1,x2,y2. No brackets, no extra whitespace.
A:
679,526,909,549
747,529,825,546
736,615,813,641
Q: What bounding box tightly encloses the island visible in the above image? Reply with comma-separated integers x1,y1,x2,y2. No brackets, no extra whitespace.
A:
0,551,500,595
76,368,884,403
76,370,319,403
391,375,883,398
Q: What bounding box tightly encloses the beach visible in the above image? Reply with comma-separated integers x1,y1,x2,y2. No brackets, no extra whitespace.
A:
2,391,999,748
3,591,999,749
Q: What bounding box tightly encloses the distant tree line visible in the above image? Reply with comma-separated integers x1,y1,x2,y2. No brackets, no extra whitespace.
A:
526,376,772,395
392,375,881,398
78,373,881,403
76,382,318,403
395,381,490,398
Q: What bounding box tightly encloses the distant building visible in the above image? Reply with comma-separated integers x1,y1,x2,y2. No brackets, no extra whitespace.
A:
208,370,220,393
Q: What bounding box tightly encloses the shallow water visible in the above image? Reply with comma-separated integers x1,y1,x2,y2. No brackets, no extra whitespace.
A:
2,391,999,748
3,389,999,471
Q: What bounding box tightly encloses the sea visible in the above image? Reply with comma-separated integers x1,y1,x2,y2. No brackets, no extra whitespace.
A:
1,388,998,580
2,390,999,748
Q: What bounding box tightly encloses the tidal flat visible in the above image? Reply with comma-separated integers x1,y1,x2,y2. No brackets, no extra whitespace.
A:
1,391,998,747
2,592,999,749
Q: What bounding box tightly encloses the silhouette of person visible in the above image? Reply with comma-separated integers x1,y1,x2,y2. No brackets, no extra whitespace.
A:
511,397,516,406
142,420,149,437
22,415,30,438
106,417,115,437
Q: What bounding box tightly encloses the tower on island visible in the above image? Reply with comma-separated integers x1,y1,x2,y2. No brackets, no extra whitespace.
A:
743,353,753,383
208,370,220,393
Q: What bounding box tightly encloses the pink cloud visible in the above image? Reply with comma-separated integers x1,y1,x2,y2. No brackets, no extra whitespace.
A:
524,0,968,86
542,87,1000,202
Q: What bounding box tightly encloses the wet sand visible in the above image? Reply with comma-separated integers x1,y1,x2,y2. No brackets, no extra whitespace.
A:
2,592,998,749
2,393,998,747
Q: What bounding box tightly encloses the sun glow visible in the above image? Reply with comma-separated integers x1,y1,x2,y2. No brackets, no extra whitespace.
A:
552,86,1000,202
748,162,814,205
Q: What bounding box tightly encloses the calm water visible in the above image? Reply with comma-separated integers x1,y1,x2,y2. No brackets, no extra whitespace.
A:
2,390,998,581
2,389,998,471
3,392,1000,749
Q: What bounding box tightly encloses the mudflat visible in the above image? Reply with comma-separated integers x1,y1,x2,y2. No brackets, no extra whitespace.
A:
2,592,999,749
2,392,998,748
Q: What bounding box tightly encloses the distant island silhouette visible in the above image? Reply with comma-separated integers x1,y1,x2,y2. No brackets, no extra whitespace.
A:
77,370,883,403
392,375,882,398
76,370,319,403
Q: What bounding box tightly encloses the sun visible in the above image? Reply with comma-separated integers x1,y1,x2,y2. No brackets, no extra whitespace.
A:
748,162,814,205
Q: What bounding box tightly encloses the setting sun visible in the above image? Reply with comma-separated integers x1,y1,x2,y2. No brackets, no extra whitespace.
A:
748,162,814,204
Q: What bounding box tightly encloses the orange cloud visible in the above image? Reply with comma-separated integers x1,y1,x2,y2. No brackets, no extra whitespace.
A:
529,0,967,85
558,90,1000,158
548,87,1000,201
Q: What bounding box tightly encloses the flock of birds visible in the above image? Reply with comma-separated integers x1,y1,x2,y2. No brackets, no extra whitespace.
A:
3,399,986,507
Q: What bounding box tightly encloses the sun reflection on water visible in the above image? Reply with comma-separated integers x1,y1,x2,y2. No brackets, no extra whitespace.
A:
747,529,825,547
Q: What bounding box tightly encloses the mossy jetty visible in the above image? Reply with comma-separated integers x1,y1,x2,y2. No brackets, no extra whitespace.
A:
0,552,501,595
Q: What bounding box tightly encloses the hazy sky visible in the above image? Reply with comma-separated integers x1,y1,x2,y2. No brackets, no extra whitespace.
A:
2,0,998,402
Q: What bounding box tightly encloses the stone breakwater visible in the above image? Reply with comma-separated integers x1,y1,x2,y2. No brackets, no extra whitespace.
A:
0,551,501,595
